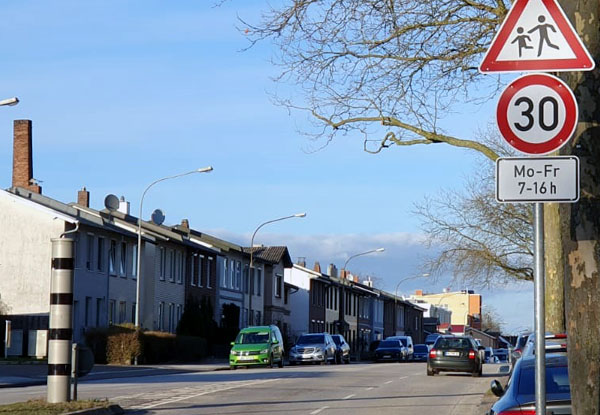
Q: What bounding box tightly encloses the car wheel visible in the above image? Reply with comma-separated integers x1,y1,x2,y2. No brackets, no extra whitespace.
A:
278,357,284,368
472,367,481,377
427,366,434,376
230,365,237,370
335,354,341,364
289,361,296,366
268,354,275,368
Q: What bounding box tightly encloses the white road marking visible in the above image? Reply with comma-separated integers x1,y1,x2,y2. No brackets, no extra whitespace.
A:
365,387,374,391
398,376,408,380
343,394,355,400
310,406,329,414
128,378,279,410
384,380,393,384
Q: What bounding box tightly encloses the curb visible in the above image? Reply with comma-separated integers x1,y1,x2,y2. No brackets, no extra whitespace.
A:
64,404,124,415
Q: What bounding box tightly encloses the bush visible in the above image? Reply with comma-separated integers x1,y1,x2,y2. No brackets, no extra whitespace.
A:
84,328,109,364
105,324,142,365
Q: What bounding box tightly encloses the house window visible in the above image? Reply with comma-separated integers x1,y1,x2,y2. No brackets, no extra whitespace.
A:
120,242,127,277
131,303,136,324
97,238,104,271
85,296,91,327
131,244,137,279
236,261,241,290
176,251,183,284
109,240,117,276
109,299,115,325
190,254,197,286
256,269,262,296
158,302,164,331
207,257,213,288
95,298,103,327
198,255,205,287
168,303,175,333
243,265,249,294
86,234,94,270
119,301,126,323
275,275,282,298
255,311,261,325
221,259,227,288
168,249,175,282
159,247,166,281
229,259,235,288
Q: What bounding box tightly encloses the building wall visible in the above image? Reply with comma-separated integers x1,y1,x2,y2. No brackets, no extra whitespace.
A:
152,241,186,332
0,191,65,315
409,291,481,326
284,266,311,340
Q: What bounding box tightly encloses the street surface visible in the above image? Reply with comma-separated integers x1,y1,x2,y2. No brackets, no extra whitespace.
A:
0,362,503,414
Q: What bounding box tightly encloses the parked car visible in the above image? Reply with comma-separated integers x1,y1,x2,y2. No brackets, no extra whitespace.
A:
229,325,285,369
427,335,483,377
484,347,495,363
512,331,532,361
385,335,414,360
493,348,508,363
288,333,337,365
425,333,442,351
489,354,570,414
521,332,568,357
374,340,406,362
331,334,351,364
412,344,429,362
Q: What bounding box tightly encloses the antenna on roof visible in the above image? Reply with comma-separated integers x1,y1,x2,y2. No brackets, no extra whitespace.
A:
151,209,165,226
104,194,119,211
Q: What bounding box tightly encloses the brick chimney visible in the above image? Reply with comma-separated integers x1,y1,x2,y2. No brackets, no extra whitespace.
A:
313,261,321,273
12,120,41,194
415,289,423,296
180,219,190,230
77,187,90,207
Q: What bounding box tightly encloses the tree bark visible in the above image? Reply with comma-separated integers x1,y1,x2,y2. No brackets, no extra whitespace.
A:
561,3,600,413
544,203,565,333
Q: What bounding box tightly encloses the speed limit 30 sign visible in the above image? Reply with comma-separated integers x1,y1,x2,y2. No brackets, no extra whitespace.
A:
496,73,578,155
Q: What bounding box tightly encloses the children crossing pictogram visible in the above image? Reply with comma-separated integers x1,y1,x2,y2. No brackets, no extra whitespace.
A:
479,0,594,73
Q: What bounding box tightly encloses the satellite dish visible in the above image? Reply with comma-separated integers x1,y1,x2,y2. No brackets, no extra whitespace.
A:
104,194,119,211
151,209,165,226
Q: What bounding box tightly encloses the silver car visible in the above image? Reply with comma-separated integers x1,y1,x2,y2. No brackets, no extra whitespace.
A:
289,333,337,365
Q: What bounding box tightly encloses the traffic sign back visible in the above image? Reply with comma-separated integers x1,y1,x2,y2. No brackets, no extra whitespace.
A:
480,0,594,73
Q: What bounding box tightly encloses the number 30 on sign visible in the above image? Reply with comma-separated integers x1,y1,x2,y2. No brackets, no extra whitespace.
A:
496,73,578,155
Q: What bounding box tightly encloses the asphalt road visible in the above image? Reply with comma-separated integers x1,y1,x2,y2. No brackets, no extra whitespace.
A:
0,362,505,414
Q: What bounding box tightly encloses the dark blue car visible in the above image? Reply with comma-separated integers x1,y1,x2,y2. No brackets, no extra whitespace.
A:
374,340,405,362
413,344,429,362
489,354,570,414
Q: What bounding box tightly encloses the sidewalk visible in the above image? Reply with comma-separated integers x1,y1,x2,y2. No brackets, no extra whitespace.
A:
0,358,229,389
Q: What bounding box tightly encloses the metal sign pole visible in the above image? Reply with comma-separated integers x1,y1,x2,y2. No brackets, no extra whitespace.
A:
533,203,546,415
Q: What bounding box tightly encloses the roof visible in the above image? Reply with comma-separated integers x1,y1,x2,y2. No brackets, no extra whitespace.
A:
244,246,293,268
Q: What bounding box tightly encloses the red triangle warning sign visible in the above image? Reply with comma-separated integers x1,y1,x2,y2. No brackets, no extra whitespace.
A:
479,0,595,73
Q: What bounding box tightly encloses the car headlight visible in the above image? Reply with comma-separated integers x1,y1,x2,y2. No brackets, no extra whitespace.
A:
230,350,237,356
260,349,269,354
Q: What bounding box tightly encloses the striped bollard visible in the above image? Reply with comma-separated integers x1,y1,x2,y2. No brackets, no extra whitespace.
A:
47,238,74,403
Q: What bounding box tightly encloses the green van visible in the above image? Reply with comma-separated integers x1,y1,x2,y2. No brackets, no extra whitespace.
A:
229,325,285,369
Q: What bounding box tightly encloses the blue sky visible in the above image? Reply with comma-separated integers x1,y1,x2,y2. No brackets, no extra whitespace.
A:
0,1,532,333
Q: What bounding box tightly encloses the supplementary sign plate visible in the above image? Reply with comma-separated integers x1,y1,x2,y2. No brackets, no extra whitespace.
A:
496,156,579,202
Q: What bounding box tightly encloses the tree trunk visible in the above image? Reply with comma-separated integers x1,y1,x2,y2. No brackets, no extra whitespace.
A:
544,203,565,333
561,3,600,413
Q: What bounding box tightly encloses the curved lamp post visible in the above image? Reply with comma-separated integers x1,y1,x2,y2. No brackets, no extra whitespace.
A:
247,212,306,326
0,97,19,107
135,166,213,329
393,273,429,335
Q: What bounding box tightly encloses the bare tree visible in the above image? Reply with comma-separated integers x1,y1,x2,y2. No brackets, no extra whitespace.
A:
414,166,533,289
481,305,505,333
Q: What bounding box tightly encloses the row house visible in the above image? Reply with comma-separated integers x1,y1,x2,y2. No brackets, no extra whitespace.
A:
284,261,424,354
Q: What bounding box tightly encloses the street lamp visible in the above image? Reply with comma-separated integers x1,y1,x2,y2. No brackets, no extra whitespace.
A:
134,167,213,329
0,97,19,107
394,273,429,335
338,247,385,342
247,212,306,326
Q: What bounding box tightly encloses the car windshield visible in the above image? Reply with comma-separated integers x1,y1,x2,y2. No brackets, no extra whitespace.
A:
518,365,570,395
398,338,408,347
425,335,439,344
236,331,270,344
297,334,324,345
379,340,400,348
414,345,428,353
435,338,471,349
331,336,342,346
